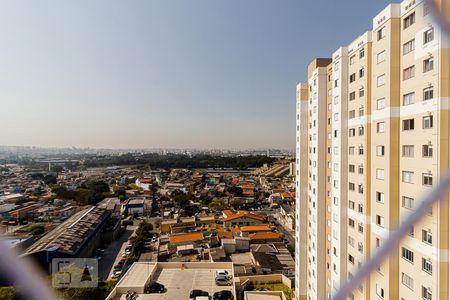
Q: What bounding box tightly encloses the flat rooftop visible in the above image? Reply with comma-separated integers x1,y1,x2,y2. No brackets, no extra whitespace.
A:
107,262,236,300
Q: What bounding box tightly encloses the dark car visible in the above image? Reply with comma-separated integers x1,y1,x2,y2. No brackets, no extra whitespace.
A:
190,289,209,300
145,282,165,294
213,290,232,300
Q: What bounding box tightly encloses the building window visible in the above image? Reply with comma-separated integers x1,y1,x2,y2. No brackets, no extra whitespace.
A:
349,110,355,119
359,49,365,59
402,171,414,183
423,115,433,129
376,98,385,110
422,286,432,300
376,145,385,156
359,88,364,98
376,168,385,180
423,173,433,186
348,236,354,247
376,122,385,133
402,196,414,209
403,65,415,80
349,91,356,101
358,146,364,155
359,68,364,78
402,118,415,131
349,147,355,155
358,106,364,117
358,126,364,136
350,55,355,65
376,191,385,203
350,73,356,83
358,165,364,174
376,284,384,298
377,51,386,63
403,92,415,106
349,182,355,191
422,258,432,274
424,28,434,44
376,215,384,227
377,74,386,86
401,272,414,290
402,145,414,157
403,39,415,55
401,247,414,263
422,230,432,245
349,128,355,137
349,200,355,210
349,218,355,228
423,87,434,100
424,57,434,72
423,144,433,157
358,223,363,233
348,254,355,264
403,12,416,29
377,27,385,41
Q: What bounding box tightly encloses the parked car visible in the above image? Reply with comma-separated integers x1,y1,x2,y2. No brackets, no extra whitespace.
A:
213,290,233,300
215,270,231,279
145,282,165,294
190,290,209,300
215,276,231,286
195,297,210,300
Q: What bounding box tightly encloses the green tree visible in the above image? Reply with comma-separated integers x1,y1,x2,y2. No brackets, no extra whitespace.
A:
0,287,15,300
226,186,243,196
26,224,45,236
208,199,226,211
231,199,243,210
43,174,57,185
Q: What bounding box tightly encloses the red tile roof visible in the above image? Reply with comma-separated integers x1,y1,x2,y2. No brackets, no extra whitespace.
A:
169,232,204,244
223,211,265,222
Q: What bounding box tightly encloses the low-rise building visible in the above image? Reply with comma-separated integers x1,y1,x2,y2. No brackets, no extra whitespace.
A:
105,262,236,300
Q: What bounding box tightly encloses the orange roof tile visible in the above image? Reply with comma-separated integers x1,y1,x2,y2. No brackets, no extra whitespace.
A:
169,232,204,244
218,231,233,239
240,225,272,232
222,210,234,218
223,211,265,222
248,232,281,240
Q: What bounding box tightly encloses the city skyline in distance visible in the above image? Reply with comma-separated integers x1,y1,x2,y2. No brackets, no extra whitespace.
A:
0,0,392,150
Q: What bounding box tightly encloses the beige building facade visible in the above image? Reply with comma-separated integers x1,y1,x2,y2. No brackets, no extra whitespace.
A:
295,0,450,299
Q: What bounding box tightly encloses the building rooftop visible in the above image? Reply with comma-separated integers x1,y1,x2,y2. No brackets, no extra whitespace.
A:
240,225,272,232
248,232,281,240
223,211,265,222
25,206,110,256
169,232,204,245
106,262,236,300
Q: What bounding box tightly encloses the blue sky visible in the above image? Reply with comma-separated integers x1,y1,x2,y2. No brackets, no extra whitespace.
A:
0,0,393,150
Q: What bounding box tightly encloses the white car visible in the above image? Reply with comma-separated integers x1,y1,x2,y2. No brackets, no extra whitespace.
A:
215,270,230,278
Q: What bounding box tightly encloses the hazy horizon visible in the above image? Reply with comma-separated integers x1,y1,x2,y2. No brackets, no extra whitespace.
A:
0,0,392,150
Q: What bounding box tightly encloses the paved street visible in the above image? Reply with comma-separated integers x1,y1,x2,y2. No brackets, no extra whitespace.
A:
98,224,136,280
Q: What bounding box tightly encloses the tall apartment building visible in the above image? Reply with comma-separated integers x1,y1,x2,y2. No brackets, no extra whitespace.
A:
295,1,450,299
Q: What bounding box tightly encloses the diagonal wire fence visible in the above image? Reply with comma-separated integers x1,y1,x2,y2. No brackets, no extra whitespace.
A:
332,1,450,299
